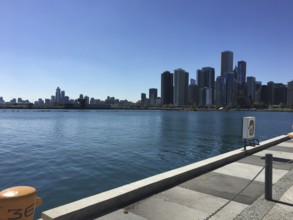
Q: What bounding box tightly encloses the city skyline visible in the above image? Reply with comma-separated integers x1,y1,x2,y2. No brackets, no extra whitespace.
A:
0,50,291,105
1,0,293,102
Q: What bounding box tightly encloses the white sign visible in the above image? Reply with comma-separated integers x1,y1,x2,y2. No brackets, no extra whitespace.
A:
242,117,255,139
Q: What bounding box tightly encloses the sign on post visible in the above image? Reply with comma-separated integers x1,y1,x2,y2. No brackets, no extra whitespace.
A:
242,116,255,140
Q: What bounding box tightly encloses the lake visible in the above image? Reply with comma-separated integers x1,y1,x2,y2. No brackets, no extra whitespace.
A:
0,109,292,218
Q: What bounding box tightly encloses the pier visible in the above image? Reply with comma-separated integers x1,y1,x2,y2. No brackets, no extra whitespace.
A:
41,133,293,220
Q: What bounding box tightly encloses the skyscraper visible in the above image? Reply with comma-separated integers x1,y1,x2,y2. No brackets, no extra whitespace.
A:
215,76,222,106
61,90,65,104
220,51,233,105
223,72,235,106
197,67,215,106
254,81,262,105
261,82,275,105
221,51,233,78
149,88,158,105
55,87,61,104
287,80,293,107
161,71,173,105
274,83,287,105
174,68,189,106
196,70,204,87
141,93,146,104
237,61,246,86
247,76,256,104
188,84,199,105
202,67,215,105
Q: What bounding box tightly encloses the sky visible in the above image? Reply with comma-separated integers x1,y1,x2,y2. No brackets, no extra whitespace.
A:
0,0,293,102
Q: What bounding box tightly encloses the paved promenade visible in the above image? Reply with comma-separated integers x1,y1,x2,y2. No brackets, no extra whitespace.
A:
97,138,293,220
41,134,293,220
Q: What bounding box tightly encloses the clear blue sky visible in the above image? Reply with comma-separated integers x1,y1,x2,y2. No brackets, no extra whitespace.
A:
1,0,292,102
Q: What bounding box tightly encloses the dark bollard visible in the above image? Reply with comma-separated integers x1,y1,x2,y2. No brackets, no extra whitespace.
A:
265,153,273,200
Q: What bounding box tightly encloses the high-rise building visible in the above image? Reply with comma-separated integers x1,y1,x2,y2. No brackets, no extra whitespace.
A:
84,96,90,105
274,83,287,106
55,87,61,104
223,72,235,106
261,82,275,106
254,81,262,104
64,96,70,104
220,51,233,106
188,84,199,105
149,88,158,105
202,67,215,105
190,79,196,85
237,61,246,86
215,76,222,106
189,78,197,105
61,90,65,103
174,68,189,106
247,76,256,104
141,93,146,103
287,80,293,107
161,71,173,105
197,69,204,88
202,88,212,106
221,51,233,78
197,67,215,106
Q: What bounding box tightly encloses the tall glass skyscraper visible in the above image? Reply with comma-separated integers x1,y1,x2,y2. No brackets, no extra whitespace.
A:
55,87,61,104
223,72,235,106
247,76,256,103
149,88,158,105
197,67,215,106
174,68,189,106
161,71,173,105
237,61,246,86
221,51,233,78
220,51,234,105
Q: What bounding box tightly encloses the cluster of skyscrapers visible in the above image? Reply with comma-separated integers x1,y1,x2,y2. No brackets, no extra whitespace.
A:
144,51,293,108
1,50,293,109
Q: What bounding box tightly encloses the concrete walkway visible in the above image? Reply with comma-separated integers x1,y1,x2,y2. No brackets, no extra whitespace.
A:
97,139,293,220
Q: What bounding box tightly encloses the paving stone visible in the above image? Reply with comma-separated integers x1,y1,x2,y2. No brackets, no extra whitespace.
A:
154,186,248,220
238,155,293,170
268,145,293,153
213,162,288,183
254,150,293,161
180,172,264,205
262,186,293,220
125,197,207,220
96,209,148,220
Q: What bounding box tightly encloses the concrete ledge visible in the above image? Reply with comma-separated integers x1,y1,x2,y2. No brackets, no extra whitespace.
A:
42,135,290,220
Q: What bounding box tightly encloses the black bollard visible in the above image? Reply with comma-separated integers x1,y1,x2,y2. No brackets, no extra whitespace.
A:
265,153,273,200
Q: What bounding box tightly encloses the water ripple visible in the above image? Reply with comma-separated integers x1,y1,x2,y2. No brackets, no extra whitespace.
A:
0,110,291,219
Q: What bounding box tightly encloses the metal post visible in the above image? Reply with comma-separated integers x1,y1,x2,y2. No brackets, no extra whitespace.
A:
243,139,246,151
265,153,273,200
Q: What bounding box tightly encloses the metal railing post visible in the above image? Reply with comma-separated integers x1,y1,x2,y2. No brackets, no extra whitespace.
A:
265,153,273,200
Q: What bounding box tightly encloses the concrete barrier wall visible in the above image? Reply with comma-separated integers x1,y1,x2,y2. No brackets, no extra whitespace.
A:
42,134,290,220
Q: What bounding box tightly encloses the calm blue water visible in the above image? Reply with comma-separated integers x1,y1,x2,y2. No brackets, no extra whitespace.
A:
0,110,292,218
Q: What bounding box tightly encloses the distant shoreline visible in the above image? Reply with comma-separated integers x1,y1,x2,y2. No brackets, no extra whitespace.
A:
0,106,292,112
